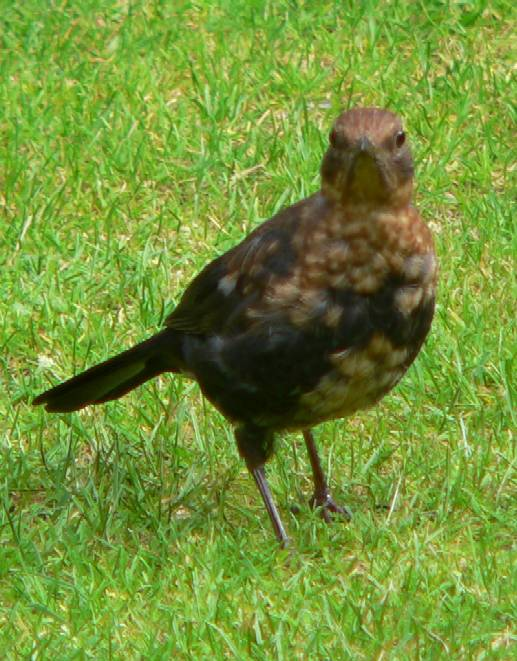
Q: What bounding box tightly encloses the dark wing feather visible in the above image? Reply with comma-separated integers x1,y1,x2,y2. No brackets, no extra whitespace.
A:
165,202,303,336
165,254,233,333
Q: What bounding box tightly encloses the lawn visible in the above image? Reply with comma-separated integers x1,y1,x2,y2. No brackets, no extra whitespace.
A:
1,0,515,658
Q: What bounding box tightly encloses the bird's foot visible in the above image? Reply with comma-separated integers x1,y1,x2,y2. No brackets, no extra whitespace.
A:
310,490,352,523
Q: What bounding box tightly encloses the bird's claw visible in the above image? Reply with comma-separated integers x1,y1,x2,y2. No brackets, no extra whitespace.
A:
309,490,352,523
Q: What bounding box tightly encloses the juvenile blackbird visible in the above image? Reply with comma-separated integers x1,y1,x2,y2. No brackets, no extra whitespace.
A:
34,108,437,544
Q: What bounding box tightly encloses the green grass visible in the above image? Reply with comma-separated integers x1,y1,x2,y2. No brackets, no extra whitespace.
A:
1,0,515,658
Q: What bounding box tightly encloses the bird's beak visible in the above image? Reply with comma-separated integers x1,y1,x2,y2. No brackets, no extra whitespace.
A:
357,135,374,155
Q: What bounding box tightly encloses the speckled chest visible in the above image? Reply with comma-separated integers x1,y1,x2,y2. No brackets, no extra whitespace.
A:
288,202,437,427
292,333,416,427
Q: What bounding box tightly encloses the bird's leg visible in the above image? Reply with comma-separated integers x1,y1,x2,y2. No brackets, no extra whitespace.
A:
235,425,289,546
250,465,289,546
302,429,352,522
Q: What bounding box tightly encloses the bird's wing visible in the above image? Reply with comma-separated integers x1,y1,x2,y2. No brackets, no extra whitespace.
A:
165,199,307,335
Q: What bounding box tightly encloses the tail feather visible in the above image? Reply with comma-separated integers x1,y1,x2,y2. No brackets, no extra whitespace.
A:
33,329,182,413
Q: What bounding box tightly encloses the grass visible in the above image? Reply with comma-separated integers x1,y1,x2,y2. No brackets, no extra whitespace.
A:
1,0,515,658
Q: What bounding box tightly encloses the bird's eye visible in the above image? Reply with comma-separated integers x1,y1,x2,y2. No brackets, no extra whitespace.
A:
329,129,348,149
395,130,406,148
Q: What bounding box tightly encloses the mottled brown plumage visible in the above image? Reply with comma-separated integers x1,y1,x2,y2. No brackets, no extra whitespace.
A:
34,108,438,544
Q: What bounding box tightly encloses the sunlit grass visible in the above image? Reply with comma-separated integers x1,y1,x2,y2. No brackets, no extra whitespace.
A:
1,0,515,658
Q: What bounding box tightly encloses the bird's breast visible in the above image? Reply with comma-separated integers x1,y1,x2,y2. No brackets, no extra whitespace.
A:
284,203,437,427
291,290,434,427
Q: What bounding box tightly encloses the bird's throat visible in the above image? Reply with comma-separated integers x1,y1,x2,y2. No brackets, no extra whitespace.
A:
347,152,389,203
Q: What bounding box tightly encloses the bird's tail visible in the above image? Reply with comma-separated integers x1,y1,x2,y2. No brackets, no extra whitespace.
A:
33,328,183,412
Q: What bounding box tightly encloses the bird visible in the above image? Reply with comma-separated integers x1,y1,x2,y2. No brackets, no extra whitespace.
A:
33,107,438,545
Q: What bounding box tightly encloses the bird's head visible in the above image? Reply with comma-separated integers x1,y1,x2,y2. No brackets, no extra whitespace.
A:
321,107,414,207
